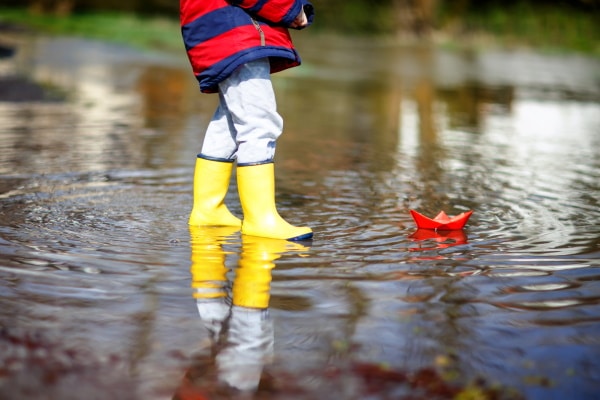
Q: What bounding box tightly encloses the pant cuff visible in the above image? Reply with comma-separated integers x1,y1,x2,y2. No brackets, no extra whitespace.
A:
236,160,274,167
197,154,235,163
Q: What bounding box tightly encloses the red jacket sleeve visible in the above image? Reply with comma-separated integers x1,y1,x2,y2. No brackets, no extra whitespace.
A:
227,0,313,27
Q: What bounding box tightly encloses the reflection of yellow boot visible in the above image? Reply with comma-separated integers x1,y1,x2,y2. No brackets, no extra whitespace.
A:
189,156,242,227
190,226,239,339
189,225,239,300
233,235,310,309
237,163,312,241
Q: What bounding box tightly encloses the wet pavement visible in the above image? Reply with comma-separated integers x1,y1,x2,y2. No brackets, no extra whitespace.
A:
0,29,599,399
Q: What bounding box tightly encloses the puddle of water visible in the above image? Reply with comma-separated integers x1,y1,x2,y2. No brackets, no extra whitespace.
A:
0,33,599,399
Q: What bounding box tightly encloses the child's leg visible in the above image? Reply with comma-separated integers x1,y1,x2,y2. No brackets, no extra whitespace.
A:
189,95,241,227
217,58,312,241
217,58,282,165
200,100,238,161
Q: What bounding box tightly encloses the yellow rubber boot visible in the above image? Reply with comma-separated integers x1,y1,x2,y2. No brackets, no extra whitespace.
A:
188,157,241,227
233,235,310,309
237,163,312,241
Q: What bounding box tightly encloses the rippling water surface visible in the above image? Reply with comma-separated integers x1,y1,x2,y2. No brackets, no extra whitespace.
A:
0,34,599,399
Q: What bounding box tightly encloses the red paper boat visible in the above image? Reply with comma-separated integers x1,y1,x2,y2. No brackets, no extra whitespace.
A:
409,209,473,230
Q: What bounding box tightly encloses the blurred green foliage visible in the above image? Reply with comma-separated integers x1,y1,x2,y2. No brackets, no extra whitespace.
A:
0,9,182,51
0,0,598,54
453,2,599,54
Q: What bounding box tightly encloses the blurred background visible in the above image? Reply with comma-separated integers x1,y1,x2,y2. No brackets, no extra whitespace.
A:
0,0,599,54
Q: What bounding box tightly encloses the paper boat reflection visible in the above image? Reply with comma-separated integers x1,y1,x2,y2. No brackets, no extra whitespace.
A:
408,228,468,249
408,229,469,255
409,209,473,230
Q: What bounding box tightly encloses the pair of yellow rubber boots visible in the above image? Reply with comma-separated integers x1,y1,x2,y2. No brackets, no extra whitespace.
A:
188,157,312,241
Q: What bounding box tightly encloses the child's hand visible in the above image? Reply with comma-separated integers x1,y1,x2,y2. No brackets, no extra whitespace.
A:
289,9,308,28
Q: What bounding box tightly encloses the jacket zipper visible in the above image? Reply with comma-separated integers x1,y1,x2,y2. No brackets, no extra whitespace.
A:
251,19,266,46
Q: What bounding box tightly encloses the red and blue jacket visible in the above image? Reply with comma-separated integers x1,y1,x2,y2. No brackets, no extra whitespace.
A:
180,0,314,93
